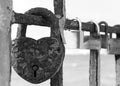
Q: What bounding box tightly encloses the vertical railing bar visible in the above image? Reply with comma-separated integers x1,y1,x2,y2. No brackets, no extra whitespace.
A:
115,33,120,86
0,0,12,86
50,0,66,86
89,28,100,86
89,50,100,86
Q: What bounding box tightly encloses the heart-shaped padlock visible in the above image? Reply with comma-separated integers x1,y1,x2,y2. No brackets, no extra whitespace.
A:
11,8,65,84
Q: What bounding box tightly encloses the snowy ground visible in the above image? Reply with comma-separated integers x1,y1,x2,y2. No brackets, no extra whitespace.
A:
11,49,116,86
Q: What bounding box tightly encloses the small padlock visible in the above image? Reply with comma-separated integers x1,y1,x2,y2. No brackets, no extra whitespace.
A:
71,20,101,50
70,18,84,48
107,25,120,54
11,8,65,84
99,21,109,48
80,21,101,50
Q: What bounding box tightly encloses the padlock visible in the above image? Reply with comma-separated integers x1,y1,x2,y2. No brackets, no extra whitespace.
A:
71,20,101,50
11,8,65,84
107,25,120,54
98,21,109,49
80,21,101,50
70,18,84,48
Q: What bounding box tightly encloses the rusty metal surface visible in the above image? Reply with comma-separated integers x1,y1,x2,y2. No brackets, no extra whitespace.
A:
12,11,120,34
12,37,65,84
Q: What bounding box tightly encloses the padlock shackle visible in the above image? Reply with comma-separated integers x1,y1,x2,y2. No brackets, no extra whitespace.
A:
89,20,100,35
78,18,84,48
98,21,108,36
16,8,59,38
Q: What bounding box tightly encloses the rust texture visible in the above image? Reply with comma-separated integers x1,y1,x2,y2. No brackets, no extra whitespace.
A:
54,0,64,17
12,37,65,84
13,12,50,26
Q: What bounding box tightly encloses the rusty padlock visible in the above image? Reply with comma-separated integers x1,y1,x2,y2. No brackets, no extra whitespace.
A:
11,8,65,84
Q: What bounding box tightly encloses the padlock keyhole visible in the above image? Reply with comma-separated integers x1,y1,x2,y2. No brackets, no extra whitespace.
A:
32,65,39,77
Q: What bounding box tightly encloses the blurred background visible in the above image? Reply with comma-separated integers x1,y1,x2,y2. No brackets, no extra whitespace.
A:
11,0,120,86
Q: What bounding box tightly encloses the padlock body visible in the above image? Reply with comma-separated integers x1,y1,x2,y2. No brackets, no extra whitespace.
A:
12,37,65,84
83,36,101,50
107,38,120,54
